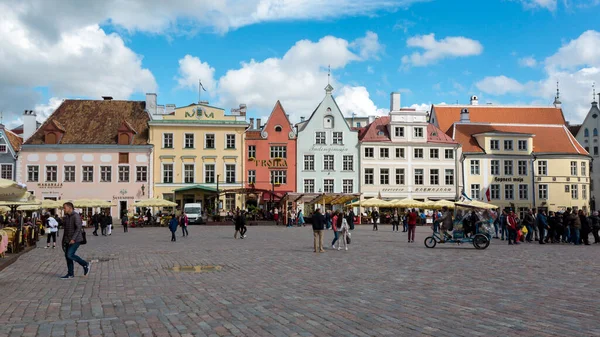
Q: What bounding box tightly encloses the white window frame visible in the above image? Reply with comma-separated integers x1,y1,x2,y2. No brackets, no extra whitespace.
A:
471,184,480,200
364,147,374,158
504,184,514,200
270,170,287,185
538,184,548,200
64,165,76,183
136,166,148,182
518,160,528,176
205,134,215,149
315,132,326,145
332,132,343,145
396,168,405,185
118,165,130,183
342,155,353,171
414,148,423,159
490,140,500,150
0,144,6,153
342,179,353,193
380,168,389,185
225,164,236,184
490,184,500,200
429,148,439,159
538,161,547,176
248,170,256,184
163,133,174,149
162,163,173,183
571,184,578,199
490,160,500,176
396,148,405,159
184,133,195,149
304,179,315,193
395,127,404,137
270,146,287,159
82,165,94,183
571,161,577,176
414,168,424,185
183,163,195,184
304,155,315,171
364,168,374,185
323,179,334,193
470,160,480,175
444,149,454,159
444,169,454,185
323,155,334,171
248,145,256,158
226,134,236,149
518,184,528,200
380,148,389,158
204,164,215,183
0,164,13,180
518,140,527,151
100,165,112,183
504,140,513,151
27,165,39,182
413,127,424,138
504,160,513,176
45,165,58,183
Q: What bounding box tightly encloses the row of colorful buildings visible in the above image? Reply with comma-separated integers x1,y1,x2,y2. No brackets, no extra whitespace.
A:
6,84,597,219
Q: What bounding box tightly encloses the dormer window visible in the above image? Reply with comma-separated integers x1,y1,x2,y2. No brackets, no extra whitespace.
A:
45,133,57,144
324,115,334,129
117,120,137,145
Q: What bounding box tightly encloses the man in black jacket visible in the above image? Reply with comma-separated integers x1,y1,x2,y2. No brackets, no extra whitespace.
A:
61,202,90,279
92,212,100,236
312,208,325,253
347,209,355,231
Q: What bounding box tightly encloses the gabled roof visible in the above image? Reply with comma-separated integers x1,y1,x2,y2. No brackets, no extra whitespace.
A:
297,86,355,133
3,128,23,152
453,123,587,155
25,99,149,145
568,124,582,137
432,105,566,135
359,116,457,144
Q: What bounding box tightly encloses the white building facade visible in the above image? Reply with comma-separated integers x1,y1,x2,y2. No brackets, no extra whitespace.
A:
573,94,600,210
296,85,359,195
360,93,459,200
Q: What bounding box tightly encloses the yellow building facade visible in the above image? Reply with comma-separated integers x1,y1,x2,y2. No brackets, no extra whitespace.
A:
148,102,248,214
454,123,591,214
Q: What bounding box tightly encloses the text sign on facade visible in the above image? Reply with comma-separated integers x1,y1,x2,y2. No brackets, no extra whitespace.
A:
308,145,349,153
250,158,288,168
493,177,525,183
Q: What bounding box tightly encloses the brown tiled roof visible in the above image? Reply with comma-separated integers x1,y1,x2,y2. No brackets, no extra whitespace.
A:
359,116,390,142
359,116,457,144
426,124,458,144
453,123,587,155
433,105,566,135
25,100,149,145
4,129,23,152
245,130,262,140
567,124,581,137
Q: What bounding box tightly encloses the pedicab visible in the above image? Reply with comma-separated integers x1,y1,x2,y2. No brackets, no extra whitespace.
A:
424,200,496,249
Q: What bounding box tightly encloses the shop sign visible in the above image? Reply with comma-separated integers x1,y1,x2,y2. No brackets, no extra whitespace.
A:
38,183,63,188
113,195,134,200
308,145,349,153
185,106,214,119
414,187,453,192
493,177,525,183
382,188,406,192
249,157,287,168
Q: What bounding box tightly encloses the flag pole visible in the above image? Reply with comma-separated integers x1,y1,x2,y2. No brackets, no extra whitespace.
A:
198,79,201,103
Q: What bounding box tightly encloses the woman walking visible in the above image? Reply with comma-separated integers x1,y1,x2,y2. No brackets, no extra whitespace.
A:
45,214,58,249
407,208,417,243
392,210,400,232
180,212,189,237
297,209,305,227
331,211,341,248
337,215,350,251
168,215,178,242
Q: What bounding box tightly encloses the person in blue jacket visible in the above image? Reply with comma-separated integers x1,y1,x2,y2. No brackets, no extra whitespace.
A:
169,215,178,242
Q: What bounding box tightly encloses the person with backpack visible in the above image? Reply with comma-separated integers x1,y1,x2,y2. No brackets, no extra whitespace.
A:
168,215,178,242
45,213,59,249
121,213,128,233
337,215,350,251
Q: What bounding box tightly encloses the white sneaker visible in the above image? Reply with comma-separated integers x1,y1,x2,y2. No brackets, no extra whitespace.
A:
332,245,335,249
337,247,341,250
345,247,348,251
243,235,247,238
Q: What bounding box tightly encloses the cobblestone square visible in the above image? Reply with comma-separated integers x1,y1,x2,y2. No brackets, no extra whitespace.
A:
0,225,598,337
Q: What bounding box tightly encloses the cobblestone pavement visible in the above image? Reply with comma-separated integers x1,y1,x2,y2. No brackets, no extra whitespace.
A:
0,225,598,337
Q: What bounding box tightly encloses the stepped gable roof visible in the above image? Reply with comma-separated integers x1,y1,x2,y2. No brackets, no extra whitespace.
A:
25,99,149,145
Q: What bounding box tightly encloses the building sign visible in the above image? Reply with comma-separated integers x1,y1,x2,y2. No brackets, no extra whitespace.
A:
185,106,215,119
493,177,525,183
38,183,63,188
308,145,349,153
413,187,453,192
382,188,406,192
249,157,288,168
113,195,134,200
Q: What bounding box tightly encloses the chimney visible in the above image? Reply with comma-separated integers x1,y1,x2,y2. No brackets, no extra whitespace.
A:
257,118,262,129
249,118,255,129
239,104,247,116
145,93,157,115
300,117,305,122
460,108,470,123
470,95,479,106
390,92,401,111
23,109,37,141
102,96,113,101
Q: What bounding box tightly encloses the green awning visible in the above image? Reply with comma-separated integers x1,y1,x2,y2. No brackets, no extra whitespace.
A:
173,185,218,193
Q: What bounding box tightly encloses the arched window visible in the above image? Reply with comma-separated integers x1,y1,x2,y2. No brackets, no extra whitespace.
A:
45,133,57,144
274,125,282,132
118,133,130,145
324,115,334,129
594,128,598,137
585,128,589,137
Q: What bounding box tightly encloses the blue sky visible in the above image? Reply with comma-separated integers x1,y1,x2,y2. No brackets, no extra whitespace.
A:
1,0,599,127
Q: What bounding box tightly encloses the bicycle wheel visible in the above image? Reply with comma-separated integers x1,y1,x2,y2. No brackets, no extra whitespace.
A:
473,234,490,249
424,236,437,248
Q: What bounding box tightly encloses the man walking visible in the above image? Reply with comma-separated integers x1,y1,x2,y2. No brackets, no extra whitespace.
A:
312,208,325,253
61,202,90,279
507,211,518,245
346,209,355,231
536,210,548,244
180,212,189,237
407,208,418,243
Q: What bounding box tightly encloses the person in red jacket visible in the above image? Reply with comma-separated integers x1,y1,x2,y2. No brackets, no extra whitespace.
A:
407,209,418,243
507,211,519,245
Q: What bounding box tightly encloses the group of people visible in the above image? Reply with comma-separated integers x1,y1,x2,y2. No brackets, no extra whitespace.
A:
285,208,306,227
168,212,189,242
311,208,354,252
90,211,114,236
497,208,600,245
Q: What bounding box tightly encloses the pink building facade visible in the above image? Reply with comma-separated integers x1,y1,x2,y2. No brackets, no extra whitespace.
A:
17,98,153,220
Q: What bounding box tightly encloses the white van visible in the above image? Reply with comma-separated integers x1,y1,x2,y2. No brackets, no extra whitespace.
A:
183,203,203,224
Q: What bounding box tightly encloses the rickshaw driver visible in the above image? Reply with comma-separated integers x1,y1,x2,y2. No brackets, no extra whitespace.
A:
434,206,453,242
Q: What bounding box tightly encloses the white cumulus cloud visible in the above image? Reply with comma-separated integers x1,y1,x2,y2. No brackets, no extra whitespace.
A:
518,56,538,68
476,76,528,95
401,33,483,67
175,55,217,94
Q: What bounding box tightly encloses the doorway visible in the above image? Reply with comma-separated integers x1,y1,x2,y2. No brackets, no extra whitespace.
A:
119,200,127,218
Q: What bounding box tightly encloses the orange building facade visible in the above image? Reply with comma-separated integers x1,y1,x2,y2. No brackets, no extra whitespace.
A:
244,101,297,208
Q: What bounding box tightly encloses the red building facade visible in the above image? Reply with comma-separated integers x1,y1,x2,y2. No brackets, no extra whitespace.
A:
244,101,297,208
